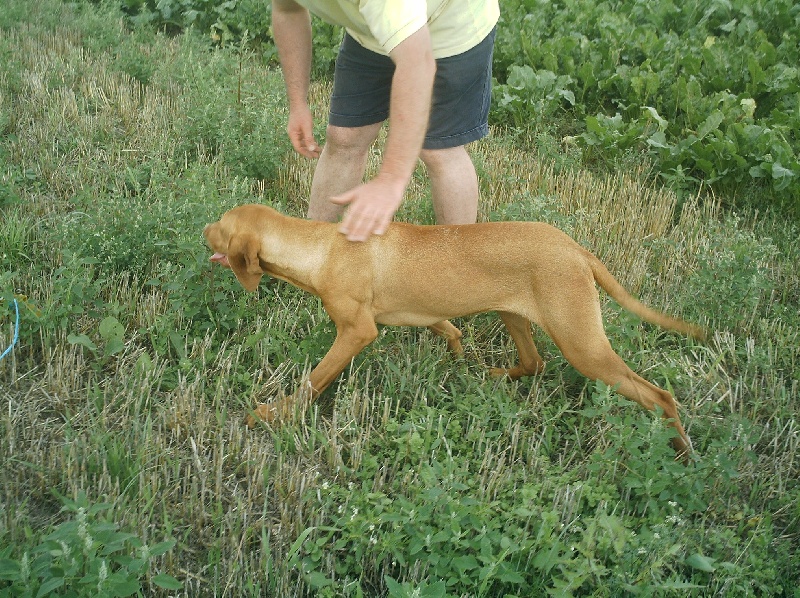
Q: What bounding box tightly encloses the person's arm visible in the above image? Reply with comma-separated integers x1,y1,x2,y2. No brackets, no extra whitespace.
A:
272,0,320,158
332,25,436,241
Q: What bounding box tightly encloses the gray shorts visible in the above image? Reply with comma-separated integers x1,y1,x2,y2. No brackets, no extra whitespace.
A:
329,27,496,150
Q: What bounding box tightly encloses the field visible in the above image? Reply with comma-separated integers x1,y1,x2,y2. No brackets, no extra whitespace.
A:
1,0,799,596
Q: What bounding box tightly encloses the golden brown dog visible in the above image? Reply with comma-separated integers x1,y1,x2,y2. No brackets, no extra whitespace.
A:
204,204,705,457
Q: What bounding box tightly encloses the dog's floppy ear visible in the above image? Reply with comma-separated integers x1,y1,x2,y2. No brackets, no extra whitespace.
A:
227,233,264,292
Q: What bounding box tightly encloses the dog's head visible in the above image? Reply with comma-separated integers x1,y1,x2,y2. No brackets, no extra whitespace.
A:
203,204,272,292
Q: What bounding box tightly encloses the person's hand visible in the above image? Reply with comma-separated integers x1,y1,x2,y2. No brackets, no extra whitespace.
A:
287,104,321,159
331,175,405,241
325,27,432,242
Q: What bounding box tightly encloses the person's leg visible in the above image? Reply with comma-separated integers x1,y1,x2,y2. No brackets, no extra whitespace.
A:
421,27,496,225
312,27,495,226
309,34,393,222
419,145,478,225
307,123,382,222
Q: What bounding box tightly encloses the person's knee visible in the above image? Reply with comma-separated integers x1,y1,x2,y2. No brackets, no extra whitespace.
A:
419,145,470,173
324,124,380,160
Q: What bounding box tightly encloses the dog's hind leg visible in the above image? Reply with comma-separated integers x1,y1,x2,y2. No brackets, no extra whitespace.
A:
490,311,546,379
428,320,464,355
570,346,692,458
542,296,692,458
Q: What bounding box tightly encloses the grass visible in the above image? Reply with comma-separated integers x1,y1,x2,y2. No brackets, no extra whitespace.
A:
1,1,799,596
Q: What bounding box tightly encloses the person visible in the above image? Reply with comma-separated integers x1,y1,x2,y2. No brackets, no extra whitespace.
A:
271,0,500,241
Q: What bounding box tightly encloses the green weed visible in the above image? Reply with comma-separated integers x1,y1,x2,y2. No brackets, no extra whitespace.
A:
0,0,798,596
0,492,180,597
493,0,800,208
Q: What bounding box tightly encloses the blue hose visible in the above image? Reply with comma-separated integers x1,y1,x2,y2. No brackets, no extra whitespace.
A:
1,298,20,362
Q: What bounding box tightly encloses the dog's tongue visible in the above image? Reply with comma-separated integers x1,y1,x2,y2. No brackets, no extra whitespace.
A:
210,253,230,267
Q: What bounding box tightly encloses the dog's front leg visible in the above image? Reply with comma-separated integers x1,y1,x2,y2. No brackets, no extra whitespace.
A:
489,311,545,379
247,313,379,426
428,320,464,355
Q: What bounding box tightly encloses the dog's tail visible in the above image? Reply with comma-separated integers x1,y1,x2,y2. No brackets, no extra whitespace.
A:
587,251,707,342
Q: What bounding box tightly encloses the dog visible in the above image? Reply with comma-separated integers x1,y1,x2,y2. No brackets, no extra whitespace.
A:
204,204,705,458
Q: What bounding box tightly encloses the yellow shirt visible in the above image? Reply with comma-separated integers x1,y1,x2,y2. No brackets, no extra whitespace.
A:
292,0,499,58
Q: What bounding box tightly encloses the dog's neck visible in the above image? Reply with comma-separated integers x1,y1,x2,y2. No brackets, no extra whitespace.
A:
258,216,336,296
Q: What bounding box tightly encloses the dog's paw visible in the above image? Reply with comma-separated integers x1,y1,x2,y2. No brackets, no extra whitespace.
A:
446,338,464,355
488,367,511,379
489,361,545,380
245,402,284,428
